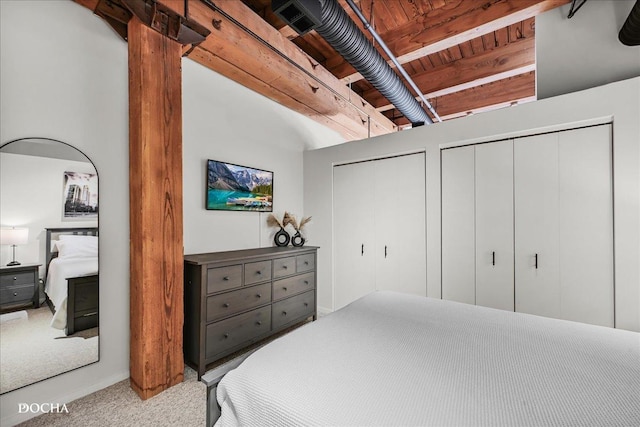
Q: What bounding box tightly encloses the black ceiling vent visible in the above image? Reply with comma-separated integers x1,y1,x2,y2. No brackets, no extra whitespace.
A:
272,0,322,36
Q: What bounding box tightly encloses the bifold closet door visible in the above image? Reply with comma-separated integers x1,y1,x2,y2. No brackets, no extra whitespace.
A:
333,161,375,310
475,141,514,311
442,142,514,309
374,153,426,296
514,133,561,319
557,125,613,326
514,125,613,327
441,146,475,304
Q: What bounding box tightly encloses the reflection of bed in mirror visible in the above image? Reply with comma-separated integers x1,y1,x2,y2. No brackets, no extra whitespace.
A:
44,227,98,336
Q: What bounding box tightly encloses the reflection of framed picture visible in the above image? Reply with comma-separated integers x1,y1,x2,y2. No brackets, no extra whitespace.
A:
63,171,98,220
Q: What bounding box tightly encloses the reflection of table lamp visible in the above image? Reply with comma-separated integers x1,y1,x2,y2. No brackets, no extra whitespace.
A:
0,227,29,266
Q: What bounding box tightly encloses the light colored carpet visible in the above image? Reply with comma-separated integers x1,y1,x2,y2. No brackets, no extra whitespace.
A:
17,367,205,427
0,307,98,393
14,318,313,426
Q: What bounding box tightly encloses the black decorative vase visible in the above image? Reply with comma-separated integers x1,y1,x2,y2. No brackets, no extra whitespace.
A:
274,227,290,247
291,231,305,247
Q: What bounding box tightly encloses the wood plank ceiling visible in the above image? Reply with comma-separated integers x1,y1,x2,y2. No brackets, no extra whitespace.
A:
79,0,571,141
242,0,567,129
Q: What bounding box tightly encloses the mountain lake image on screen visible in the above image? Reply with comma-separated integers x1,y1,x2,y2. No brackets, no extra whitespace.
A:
206,159,273,212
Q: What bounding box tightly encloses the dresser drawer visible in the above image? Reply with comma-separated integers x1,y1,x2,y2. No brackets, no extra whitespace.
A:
273,257,296,278
272,272,315,301
0,271,34,287
245,260,272,285
207,265,242,294
0,284,34,306
272,290,315,330
296,253,315,273
205,306,271,359
206,282,271,322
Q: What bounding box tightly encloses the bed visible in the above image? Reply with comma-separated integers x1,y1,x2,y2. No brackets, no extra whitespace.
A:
44,227,99,335
205,291,640,427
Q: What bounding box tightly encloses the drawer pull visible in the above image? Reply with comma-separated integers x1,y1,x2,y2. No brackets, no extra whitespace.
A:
304,302,308,307
304,280,309,285
223,276,230,281
256,270,262,275
283,265,288,270
13,277,17,281
223,303,230,308
13,292,18,296
82,312,97,317
256,294,262,298
282,311,287,316
223,333,229,339
304,261,309,265
283,287,288,291
256,321,262,326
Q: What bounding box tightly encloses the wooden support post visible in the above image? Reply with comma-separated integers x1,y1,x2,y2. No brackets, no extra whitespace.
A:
128,15,184,400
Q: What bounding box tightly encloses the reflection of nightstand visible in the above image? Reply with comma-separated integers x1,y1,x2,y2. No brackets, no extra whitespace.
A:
0,264,41,312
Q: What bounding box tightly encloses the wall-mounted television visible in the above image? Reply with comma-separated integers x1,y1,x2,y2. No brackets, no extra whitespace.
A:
206,159,273,212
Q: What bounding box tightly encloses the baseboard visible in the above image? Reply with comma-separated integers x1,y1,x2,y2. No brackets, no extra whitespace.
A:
317,306,333,317
1,370,130,426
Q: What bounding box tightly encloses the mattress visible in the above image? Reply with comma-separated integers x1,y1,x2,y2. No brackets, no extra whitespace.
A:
44,256,98,330
215,291,640,426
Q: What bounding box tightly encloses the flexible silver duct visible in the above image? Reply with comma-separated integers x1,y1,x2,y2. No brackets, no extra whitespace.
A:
619,0,640,46
315,0,434,125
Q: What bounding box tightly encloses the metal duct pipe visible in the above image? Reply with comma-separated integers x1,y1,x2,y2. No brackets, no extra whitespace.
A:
345,0,441,123
315,0,435,126
619,0,640,46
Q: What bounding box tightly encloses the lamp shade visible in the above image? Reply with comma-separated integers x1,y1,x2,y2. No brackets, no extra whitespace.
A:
0,227,29,245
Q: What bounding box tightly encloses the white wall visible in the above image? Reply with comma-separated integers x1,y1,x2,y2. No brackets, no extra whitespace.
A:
304,77,640,332
182,59,343,254
0,0,342,425
0,153,97,273
537,0,640,99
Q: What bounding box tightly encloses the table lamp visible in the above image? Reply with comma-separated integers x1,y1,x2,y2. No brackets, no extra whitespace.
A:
0,227,29,266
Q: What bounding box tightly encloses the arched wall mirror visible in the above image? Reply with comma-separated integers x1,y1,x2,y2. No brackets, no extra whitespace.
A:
0,138,99,394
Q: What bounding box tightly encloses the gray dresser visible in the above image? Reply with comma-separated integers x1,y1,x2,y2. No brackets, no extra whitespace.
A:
184,246,318,378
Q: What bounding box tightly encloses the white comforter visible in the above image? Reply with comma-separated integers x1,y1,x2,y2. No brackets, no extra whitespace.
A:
44,257,98,330
216,291,640,426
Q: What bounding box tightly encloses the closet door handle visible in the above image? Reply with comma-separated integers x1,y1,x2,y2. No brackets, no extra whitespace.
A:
361,244,364,256
384,245,387,258
535,253,538,269
492,251,495,266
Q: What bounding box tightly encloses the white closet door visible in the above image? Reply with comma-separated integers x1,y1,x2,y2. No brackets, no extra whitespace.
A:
558,125,613,327
514,133,561,318
333,161,376,309
475,141,514,311
374,153,427,296
441,146,475,304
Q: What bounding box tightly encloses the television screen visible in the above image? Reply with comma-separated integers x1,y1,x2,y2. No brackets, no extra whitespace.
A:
206,159,273,212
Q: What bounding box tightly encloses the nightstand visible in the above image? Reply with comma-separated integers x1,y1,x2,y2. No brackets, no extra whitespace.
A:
0,263,41,312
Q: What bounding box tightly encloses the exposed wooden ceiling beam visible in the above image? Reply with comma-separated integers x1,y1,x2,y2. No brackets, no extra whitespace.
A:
332,0,569,83
77,0,397,141
368,36,536,111
185,0,397,140
75,0,100,10
387,71,536,125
